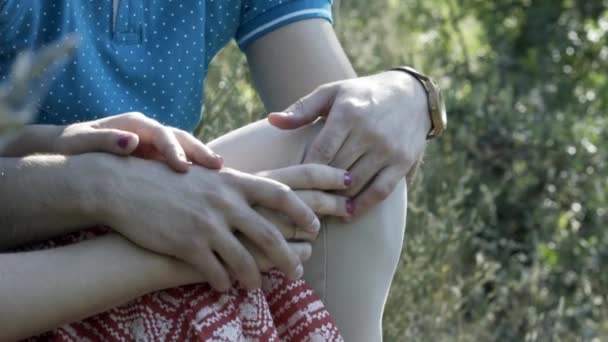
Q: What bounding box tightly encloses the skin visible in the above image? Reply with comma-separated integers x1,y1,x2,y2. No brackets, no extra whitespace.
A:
0,149,319,287
0,156,345,340
0,17,431,339
246,19,431,218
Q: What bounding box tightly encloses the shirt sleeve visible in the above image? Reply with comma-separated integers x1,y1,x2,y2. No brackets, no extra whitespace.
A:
235,0,333,51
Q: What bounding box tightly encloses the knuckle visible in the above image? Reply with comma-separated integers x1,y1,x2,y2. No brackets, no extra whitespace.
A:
232,254,255,276
274,185,293,203
258,227,282,250
124,111,146,121
259,261,273,272
174,237,200,259
311,142,334,162
310,192,325,211
301,166,316,185
220,168,245,187
366,128,387,145
338,99,362,117
207,191,233,209
291,99,305,114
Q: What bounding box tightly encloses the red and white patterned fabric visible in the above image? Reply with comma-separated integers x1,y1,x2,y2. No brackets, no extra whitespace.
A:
20,229,343,342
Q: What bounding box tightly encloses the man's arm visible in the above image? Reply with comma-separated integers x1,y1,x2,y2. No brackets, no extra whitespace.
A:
245,19,356,112
0,125,64,157
0,154,108,249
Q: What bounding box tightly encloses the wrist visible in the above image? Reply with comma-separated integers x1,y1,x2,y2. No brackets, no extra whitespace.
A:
386,70,432,138
103,234,203,290
69,153,124,227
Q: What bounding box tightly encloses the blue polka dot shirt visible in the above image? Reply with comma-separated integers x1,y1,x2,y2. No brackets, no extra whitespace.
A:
0,0,333,131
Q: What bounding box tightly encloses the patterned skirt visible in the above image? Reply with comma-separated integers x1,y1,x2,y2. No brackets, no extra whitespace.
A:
21,229,343,342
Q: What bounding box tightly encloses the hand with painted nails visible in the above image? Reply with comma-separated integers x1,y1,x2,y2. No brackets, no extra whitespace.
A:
268,71,431,217
256,164,353,242
52,112,223,172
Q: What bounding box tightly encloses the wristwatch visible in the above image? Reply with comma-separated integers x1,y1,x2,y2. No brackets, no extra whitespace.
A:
391,66,447,139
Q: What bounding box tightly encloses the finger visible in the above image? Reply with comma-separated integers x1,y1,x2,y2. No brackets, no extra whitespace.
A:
344,153,389,197
231,206,303,281
59,128,139,155
353,165,405,217
258,164,351,191
288,242,313,263
172,129,223,169
97,113,191,172
255,207,317,242
179,245,232,292
240,174,321,234
267,84,336,129
153,126,191,173
303,111,350,165
132,143,165,161
238,234,312,272
330,136,367,170
210,226,262,290
296,190,351,218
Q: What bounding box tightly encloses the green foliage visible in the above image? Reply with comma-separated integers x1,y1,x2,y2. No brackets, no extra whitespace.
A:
201,0,608,340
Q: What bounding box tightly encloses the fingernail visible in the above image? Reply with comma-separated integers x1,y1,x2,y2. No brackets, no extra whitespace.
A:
346,199,355,215
279,111,293,117
307,216,320,233
117,136,130,149
294,265,304,279
213,152,222,160
344,172,352,187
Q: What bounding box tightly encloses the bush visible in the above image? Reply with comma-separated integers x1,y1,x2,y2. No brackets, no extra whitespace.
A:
201,1,608,340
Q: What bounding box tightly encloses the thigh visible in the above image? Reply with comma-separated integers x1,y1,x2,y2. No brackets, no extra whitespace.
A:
310,182,406,342
207,119,407,341
207,119,313,172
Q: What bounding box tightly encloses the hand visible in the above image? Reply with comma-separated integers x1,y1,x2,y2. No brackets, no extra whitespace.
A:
95,155,320,292
256,164,353,242
54,112,223,172
268,71,431,217
166,237,313,287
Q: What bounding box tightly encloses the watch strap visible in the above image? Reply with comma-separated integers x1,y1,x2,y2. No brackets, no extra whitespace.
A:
390,66,446,139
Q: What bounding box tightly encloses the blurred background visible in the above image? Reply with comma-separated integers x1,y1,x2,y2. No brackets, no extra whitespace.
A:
199,0,608,340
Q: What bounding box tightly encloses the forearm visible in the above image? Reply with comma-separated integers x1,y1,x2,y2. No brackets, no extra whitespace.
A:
0,154,108,249
246,19,357,111
0,124,63,156
0,233,201,340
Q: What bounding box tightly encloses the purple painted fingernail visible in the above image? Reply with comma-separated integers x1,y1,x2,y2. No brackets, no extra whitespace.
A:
117,136,130,149
346,198,355,215
344,172,352,187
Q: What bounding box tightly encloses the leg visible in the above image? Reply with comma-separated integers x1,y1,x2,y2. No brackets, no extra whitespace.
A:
208,119,406,342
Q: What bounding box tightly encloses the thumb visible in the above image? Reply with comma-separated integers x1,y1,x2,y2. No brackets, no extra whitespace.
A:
61,128,140,155
268,84,335,129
